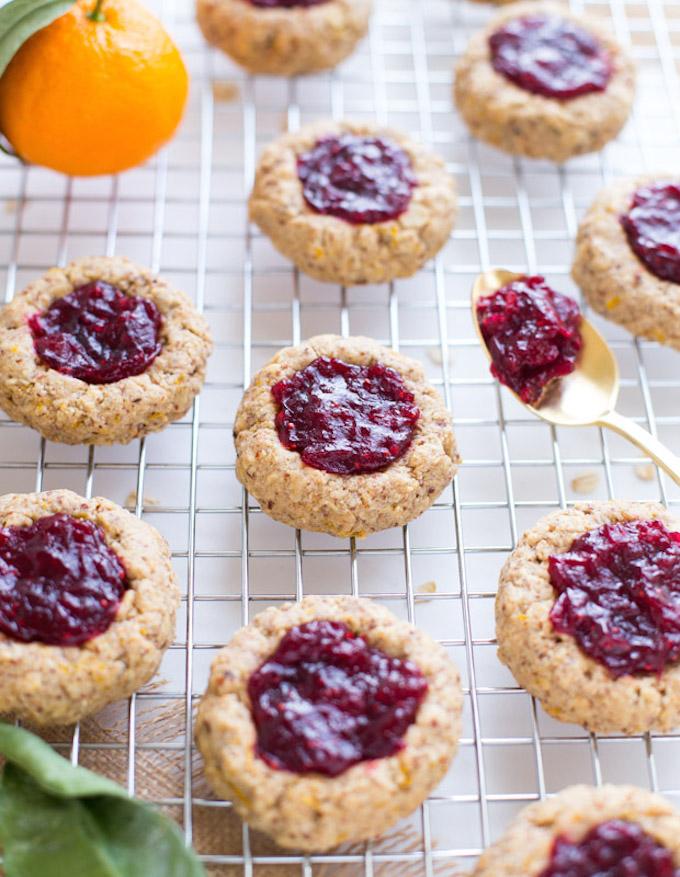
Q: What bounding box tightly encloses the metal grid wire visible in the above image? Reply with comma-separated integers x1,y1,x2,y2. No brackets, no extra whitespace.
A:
1,0,680,872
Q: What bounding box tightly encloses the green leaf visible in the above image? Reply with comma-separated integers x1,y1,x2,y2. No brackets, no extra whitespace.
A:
86,796,205,877
0,723,125,799
0,0,74,79
0,724,206,877
0,767,121,877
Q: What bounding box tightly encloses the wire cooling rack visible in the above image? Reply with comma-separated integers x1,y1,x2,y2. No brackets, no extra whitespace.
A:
1,0,680,873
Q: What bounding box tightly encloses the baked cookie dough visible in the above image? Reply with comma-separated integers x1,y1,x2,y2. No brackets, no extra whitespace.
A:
0,489,179,726
474,784,680,877
196,595,462,851
0,256,212,445
572,175,680,349
248,120,457,285
496,501,680,735
454,2,636,162
196,0,371,77
234,334,459,537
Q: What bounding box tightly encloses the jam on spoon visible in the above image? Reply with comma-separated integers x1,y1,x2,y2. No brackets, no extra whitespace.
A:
476,275,582,405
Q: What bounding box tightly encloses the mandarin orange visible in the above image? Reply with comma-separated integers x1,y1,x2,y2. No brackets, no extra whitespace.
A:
0,0,188,176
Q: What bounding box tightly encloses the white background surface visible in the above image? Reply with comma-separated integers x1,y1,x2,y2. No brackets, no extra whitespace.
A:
1,0,680,872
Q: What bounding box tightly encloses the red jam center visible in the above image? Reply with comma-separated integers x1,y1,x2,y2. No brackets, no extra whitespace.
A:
549,519,680,679
29,280,162,385
297,134,416,225
476,275,582,405
271,356,420,475
0,514,128,647
247,620,428,777
489,14,612,100
620,183,680,285
540,820,678,877
248,0,328,6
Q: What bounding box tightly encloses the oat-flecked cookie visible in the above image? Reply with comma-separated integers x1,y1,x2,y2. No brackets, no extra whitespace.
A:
454,2,636,162
572,175,680,349
196,0,371,76
0,489,179,726
496,501,680,734
474,785,680,877
249,120,457,285
0,256,212,445
196,595,463,851
234,334,459,537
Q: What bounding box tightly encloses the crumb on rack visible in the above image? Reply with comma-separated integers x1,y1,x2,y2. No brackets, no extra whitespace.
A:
570,472,600,494
212,80,239,103
417,580,437,594
634,462,656,482
124,490,161,511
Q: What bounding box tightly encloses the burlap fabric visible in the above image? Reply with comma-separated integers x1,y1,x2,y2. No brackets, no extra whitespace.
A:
3,689,441,877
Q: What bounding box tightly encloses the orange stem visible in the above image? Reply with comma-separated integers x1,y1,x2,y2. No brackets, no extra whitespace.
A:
88,0,105,21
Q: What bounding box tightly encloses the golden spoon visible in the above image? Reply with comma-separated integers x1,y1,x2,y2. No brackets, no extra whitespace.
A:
472,268,680,487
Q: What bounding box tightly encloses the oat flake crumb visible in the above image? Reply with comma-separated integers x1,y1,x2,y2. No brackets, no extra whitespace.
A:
634,463,656,482
571,472,600,494
417,580,437,594
124,491,161,510
212,81,239,103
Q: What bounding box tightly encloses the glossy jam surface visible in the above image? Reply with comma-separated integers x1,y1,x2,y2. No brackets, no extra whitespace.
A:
549,519,680,678
29,280,162,385
620,183,680,285
489,14,612,100
540,820,679,877
0,514,128,647
247,619,428,776
272,356,420,475
297,134,416,224
248,0,328,6
476,275,582,405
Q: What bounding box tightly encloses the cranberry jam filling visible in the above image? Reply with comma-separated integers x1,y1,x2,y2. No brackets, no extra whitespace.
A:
297,134,416,224
489,14,612,100
620,183,680,285
0,513,128,647
476,275,582,405
540,820,679,877
247,619,428,777
549,519,680,678
249,0,328,6
271,356,420,475
29,280,162,385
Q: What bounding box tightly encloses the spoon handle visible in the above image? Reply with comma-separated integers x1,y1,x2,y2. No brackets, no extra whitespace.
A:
598,410,680,487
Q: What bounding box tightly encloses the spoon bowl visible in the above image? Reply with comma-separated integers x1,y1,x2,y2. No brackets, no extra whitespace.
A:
471,268,680,486
471,268,619,426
